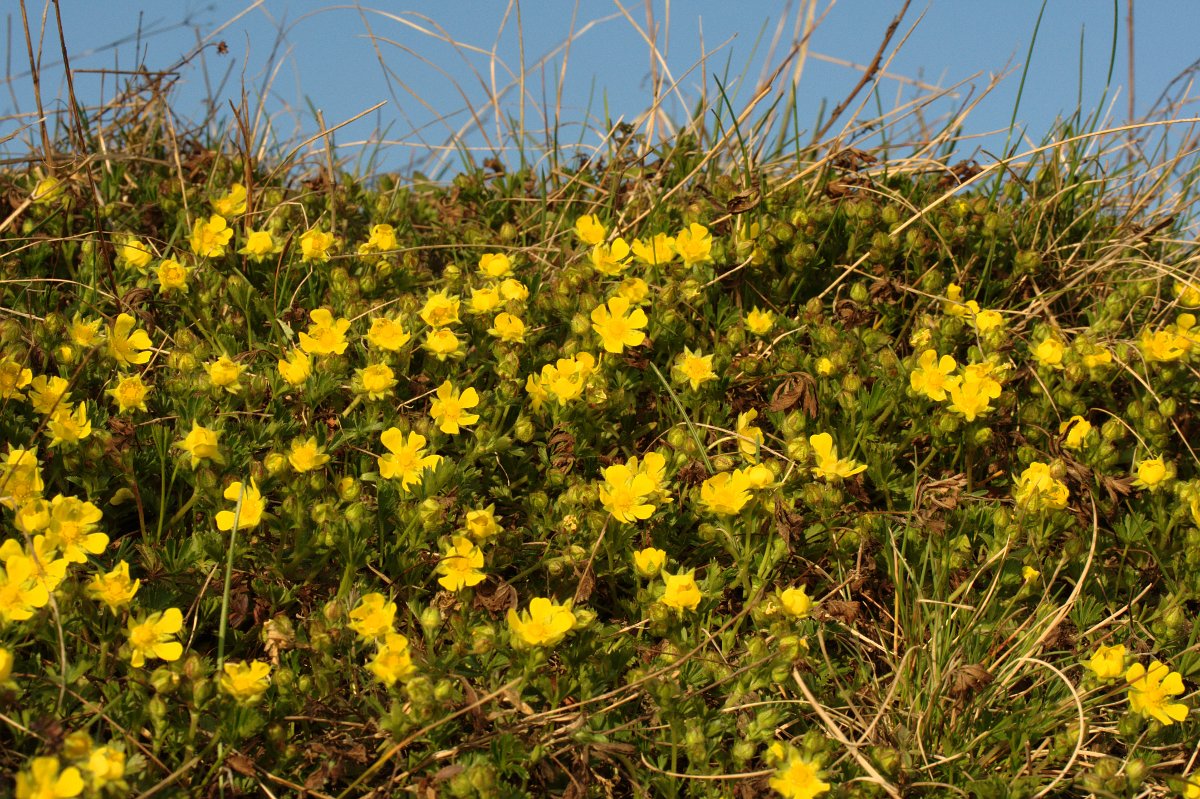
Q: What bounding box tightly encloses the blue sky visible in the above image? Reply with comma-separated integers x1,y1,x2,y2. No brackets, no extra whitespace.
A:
3,2,1198,175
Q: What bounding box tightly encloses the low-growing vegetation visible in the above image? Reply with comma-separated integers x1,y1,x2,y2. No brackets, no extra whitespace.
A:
1,11,1199,798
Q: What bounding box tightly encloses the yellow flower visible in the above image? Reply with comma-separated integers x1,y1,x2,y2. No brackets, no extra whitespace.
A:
85,745,126,791
1074,337,1113,369
0,448,44,510
590,238,632,276
28,375,71,416
107,374,151,413
419,290,461,328
770,747,831,799
499,278,529,302
469,285,503,314
735,409,765,462
0,554,51,623
631,232,677,266
0,356,33,399
633,547,666,577
215,480,266,531
673,222,713,265
423,327,463,361
1174,280,1200,308
942,283,969,317
808,433,866,481
661,570,702,612
507,597,576,647
699,470,753,516
599,464,656,523
155,258,191,294
288,437,330,473
354,362,398,401
672,347,717,391
277,348,312,386
126,608,184,668
972,308,1005,333
117,237,154,272
944,363,1002,421
239,229,280,263
177,422,223,467
190,214,234,258
378,429,442,491
745,307,775,335
616,276,650,305
1085,643,1126,681
358,223,398,256
0,645,12,686
299,228,336,263
45,495,107,563
69,315,104,348
574,214,606,246
463,505,501,540
430,380,480,434
348,592,396,640
1059,416,1093,449
14,757,85,799
1013,462,1069,511
107,313,152,366
1132,457,1173,491
31,175,65,204
909,349,957,401
780,586,813,618
1032,337,1065,368
220,660,272,705
436,535,486,591
488,312,526,343
1021,565,1041,584
591,296,648,354
87,560,140,614
205,355,244,394
299,308,351,356
366,317,412,351
1139,322,1193,362
531,352,597,406
211,183,247,217
46,402,91,449
478,252,513,278
1126,659,1189,725
1182,774,1200,799
367,632,417,686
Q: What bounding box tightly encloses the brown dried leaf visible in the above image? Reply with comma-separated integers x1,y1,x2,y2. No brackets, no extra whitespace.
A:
947,663,994,700
816,600,860,625
473,577,518,615
227,753,256,777
726,188,761,215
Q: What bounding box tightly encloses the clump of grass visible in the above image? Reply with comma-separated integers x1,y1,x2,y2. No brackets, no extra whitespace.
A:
1,4,1199,798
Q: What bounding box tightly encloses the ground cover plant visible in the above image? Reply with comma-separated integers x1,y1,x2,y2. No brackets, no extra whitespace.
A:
2,6,1200,798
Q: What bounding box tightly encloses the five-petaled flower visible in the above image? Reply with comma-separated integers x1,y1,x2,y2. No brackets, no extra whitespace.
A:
436,536,486,591
661,570,702,612
1126,659,1189,725
591,296,648,354
215,480,266,531
126,607,184,668
808,433,866,481
430,381,480,434
508,597,576,647
220,660,272,705
378,428,442,491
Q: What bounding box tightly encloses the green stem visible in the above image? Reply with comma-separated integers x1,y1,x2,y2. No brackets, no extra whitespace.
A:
216,490,245,671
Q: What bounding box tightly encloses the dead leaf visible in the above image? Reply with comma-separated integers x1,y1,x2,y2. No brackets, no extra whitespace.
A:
947,663,993,700
726,188,761,215
816,600,860,626
473,577,518,615
227,753,256,777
